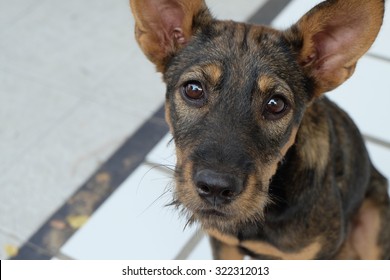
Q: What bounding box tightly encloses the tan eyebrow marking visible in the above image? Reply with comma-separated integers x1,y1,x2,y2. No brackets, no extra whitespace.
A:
258,75,275,92
203,64,222,85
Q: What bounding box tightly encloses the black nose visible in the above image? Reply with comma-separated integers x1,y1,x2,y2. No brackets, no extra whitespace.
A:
194,169,244,206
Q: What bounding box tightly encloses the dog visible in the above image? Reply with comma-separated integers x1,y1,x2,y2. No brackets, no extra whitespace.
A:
130,0,390,259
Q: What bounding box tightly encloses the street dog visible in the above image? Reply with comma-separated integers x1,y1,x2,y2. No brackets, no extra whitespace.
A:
130,0,390,259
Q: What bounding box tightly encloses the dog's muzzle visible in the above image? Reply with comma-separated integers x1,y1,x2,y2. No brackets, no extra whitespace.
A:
194,169,244,207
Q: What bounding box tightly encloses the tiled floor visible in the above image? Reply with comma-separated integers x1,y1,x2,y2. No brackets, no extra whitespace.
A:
1,0,389,260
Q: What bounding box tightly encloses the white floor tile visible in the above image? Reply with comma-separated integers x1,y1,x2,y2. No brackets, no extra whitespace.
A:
206,0,267,21
271,0,323,29
90,45,166,118
0,100,141,250
60,164,197,259
370,1,390,60
367,142,390,182
0,71,80,173
327,56,390,142
0,0,133,91
146,133,176,167
187,235,213,260
0,0,37,26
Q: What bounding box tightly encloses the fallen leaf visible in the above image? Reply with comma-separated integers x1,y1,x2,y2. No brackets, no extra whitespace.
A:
96,172,110,184
50,219,66,230
66,215,89,229
5,244,19,258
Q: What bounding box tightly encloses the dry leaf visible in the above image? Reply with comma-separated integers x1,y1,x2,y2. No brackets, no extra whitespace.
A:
50,219,66,230
66,215,89,229
96,172,110,184
5,244,19,258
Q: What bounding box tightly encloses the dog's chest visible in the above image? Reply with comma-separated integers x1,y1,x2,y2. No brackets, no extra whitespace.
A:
207,228,322,260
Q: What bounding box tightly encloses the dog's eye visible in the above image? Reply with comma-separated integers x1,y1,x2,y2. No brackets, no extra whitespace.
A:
183,81,204,100
263,95,289,120
181,81,207,107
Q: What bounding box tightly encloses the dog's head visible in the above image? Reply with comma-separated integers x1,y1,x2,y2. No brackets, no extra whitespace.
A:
130,0,384,234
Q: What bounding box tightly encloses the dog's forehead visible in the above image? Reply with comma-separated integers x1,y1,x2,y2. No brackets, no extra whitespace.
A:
202,20,285,57
166,20,300,90
163,19,311,117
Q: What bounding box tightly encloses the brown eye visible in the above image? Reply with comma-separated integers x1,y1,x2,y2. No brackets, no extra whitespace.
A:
263,95,289,120
183,81,204,100
181,81,207,107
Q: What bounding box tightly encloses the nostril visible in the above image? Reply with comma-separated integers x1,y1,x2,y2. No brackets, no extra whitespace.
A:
220,189,235,199
194,169,244,206
197,184,211,195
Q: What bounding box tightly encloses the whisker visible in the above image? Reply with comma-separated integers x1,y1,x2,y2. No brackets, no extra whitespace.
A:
183,214,196,231
136,164,175,194
167,137,175,146
138,187,172,216
144,162,176,174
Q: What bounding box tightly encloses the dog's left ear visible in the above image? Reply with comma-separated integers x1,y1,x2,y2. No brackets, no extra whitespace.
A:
285,0,384,97
130,0,210,72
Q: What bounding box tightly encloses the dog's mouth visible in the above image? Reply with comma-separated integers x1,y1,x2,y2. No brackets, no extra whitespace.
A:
192,205,246,233
198,208,228,218
189,198,268,234
174,176,271,233
173,156,278,233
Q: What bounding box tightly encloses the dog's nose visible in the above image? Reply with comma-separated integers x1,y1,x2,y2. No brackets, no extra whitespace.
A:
194,169,244,206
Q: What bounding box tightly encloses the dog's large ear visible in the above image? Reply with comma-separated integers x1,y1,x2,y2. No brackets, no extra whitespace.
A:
285,0,384,97
130,0,210,72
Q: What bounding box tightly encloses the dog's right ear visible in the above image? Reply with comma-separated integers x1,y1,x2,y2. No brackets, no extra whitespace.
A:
285,0,384,97
130,0,210,72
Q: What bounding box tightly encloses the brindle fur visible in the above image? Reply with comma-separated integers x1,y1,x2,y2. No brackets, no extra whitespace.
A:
130,0,390,259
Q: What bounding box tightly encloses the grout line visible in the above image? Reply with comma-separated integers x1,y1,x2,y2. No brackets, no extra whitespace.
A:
54,252,75,260
366,52,390,63
0,227,52,259
364,134,390,149
248,0,292,25
174,229,205,260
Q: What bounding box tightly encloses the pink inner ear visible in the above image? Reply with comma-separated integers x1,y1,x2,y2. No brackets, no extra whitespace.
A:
294,0,384,94
152,0,187,45
311,22,362,72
